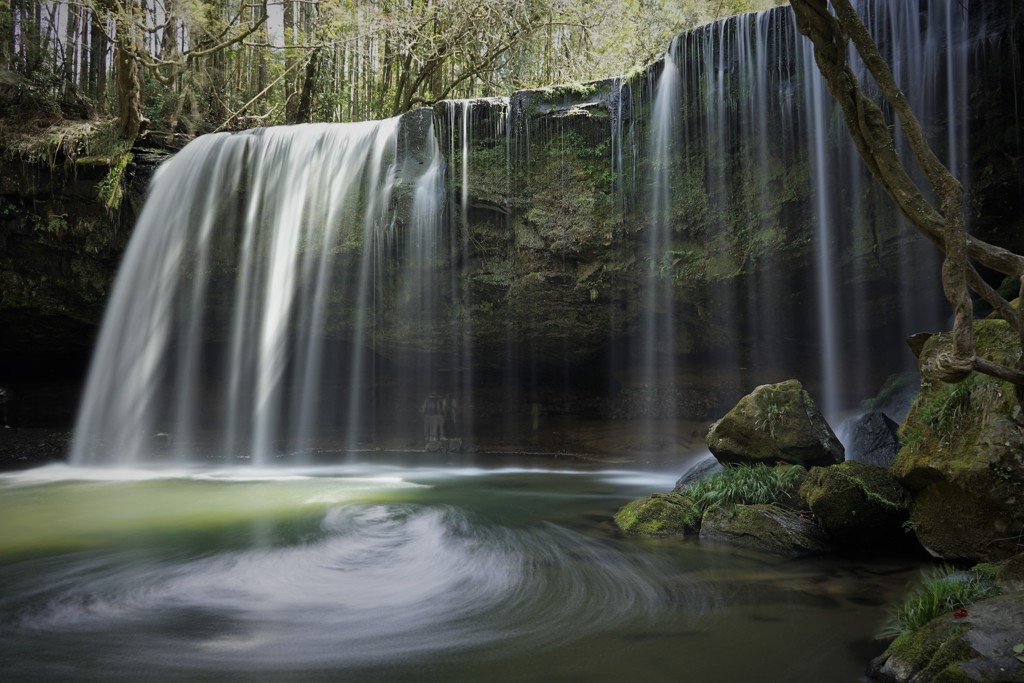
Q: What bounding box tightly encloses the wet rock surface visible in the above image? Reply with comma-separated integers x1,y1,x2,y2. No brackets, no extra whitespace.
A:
613,493,701,537
848,411,901,468
800,461,914,552
868,593,1024,683
706,380,845,468
0,428,69,471
699,503,831,557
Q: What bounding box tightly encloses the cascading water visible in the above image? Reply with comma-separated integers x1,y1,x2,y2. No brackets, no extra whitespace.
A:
69,0,989,465
71,119,450,465
638,0,970,422
636,44,681,424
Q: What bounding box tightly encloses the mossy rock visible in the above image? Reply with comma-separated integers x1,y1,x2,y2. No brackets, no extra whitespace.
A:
614,493,701,537
699,503,831,556
800,461,914,551
706,379,845,467
894,319,1024,562
868,593,1024,682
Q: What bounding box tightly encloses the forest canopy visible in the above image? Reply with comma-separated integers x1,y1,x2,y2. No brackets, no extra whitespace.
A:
1,0,786,143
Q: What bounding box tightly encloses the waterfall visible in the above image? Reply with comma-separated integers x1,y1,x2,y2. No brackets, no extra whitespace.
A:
638,0,970,422
68,0,988,464
639,45,681,417
71,120,446,464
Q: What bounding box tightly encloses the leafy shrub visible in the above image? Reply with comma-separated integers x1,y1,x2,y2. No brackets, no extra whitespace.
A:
686,463,803,512
880,565,998,639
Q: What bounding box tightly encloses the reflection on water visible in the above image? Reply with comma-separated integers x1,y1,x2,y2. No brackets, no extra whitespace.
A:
0,463,919,682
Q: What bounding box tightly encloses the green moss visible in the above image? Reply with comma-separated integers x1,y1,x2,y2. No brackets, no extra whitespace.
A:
899,320,1019,462
970,561,1005,581
96,152,132,210
700,502,831,556
534,80,607,106
614,493,701,536
886,625,975,683
807,461,908,511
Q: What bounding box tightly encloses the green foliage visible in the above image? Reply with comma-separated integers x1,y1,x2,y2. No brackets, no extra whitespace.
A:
35,213,68,235
900,321,1020,459
969,562,1003,581
900,375,981,452
686,464,804,513
880,565,999,639
756,388,790,437
6,0,787,141
96,153,133,210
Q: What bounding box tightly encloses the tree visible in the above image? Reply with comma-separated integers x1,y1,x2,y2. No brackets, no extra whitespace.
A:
790,0,1024,402
3,0,786,142
93,0,268,143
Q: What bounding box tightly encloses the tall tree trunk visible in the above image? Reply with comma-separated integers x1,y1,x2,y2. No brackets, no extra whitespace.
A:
113,39,144,141
283,0,296,120
89,6,108,103
0,0,14,69
293,47,321,124
96,0,146,143
78,11,90,93
63,4,79,93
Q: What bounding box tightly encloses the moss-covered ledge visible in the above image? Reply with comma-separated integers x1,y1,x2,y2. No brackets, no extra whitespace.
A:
868,592,1024,683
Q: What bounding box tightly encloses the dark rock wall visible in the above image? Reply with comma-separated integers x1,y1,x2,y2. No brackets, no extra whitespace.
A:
0,153,161,426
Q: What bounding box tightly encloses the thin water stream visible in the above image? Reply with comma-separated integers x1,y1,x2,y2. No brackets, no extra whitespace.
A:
0,460,922,682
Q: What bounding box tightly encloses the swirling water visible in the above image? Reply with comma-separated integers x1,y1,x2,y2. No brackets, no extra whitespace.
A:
0,462,919,682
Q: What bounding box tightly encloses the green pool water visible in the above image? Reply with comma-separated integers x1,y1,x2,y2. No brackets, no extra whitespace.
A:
0,459,920,682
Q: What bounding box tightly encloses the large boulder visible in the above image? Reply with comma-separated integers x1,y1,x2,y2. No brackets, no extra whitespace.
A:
699,503,831,556
799,461,913,550
706,380,844,467
613,493,701,537
893,319,1024,562
868,592,1024,683
847,411,901,468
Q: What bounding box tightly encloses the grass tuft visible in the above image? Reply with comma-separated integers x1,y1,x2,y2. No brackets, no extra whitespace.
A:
686,463,803,512
879,565,998,639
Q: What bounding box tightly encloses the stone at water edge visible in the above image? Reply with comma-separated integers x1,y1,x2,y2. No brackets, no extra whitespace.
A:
867,593,1024,683
699,503,831,557
847,411,901,468
799,461,915,551
706,379,844,468
613,493,701,537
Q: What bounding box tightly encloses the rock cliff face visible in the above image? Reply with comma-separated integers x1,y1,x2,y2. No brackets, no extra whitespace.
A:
0,149,163,425
1,2,1022,430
